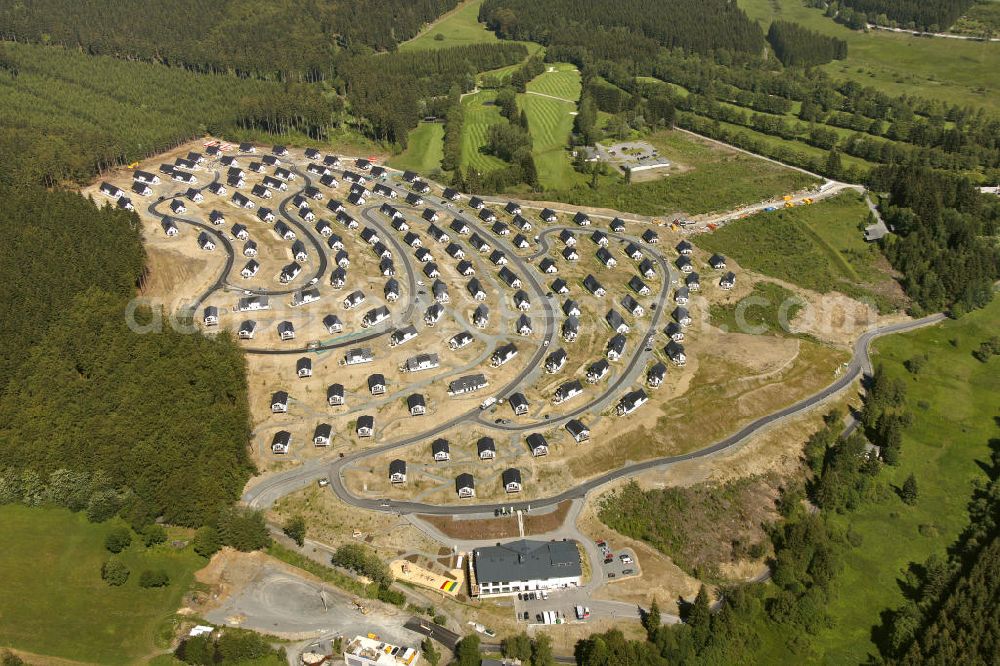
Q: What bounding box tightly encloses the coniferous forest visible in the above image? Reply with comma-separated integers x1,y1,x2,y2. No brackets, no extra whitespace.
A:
479,0,765,56
767,20,849,67
0,0,459,80
837,0,976,31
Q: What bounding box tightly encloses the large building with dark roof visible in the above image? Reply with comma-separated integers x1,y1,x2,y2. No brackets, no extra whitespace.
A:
470,539,582,597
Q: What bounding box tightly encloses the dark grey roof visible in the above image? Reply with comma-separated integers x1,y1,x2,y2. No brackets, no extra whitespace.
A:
449,374,487,393
456,473,475,491
508,392,528,408
477,437,496,455
474,539,580,585
502,468,522,486
432,438,450,455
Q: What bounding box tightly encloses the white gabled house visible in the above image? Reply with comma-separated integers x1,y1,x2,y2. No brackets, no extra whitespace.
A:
562,316,580,342
583,274,605,297
502,468,522,493
565,419,590,443
597,247,617,268
327,383,345,406
666,340,687,366
313,423,332,447
277,320,296,340
587,359,610,383
606,333,627,361
647,362,667,388
271,390,289,413
100,182,123,199
271,430,292,455
131,181,153,197
622,294,644,317
449,331,474,350
473,304,490,328
238,319,258,339
545,348,568,373
527,433,549,457
203,306,219,326
432,438,451,461
617,389,648,416
240,259,260,278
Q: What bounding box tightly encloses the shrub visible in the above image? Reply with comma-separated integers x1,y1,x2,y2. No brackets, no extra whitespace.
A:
282,515,307,547
101,557,130,586
138,569,170,588
217,629,274,662
177,634,214,665
193,525,221,558
143,523,168,547
218,506,271,552
104,526,132,553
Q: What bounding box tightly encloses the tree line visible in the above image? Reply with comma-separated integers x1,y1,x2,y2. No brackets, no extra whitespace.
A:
0,42,333,188
767,20,848,67
0,289,255,527
868,165,1000,314
479,0,765,56
0,0,459,81
880,445,999,663
836,0,976,31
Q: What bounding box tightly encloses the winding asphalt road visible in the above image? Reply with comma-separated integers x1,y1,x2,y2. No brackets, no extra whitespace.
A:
244,306,945,513
158,155,943,522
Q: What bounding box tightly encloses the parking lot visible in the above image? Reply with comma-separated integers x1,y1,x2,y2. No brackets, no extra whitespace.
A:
596,541,641,581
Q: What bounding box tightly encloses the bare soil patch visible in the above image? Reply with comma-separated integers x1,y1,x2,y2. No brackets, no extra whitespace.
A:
418,500,572,539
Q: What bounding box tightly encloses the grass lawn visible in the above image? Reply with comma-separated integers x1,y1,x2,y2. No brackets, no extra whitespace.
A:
739,0,1000,114
710,281,805,336
520,64,582,190
388,122,444,175
523,129,817,215
525,63,582,101
398,0,498,51
813,300,1000,663
460,90,510,174
696,191,899,308
0,505,204,664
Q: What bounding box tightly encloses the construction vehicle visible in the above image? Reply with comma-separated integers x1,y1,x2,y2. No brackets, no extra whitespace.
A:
126,161,140,169
803,197,814,204
784,201,795,208
353,599,370,615
782,194,793,201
